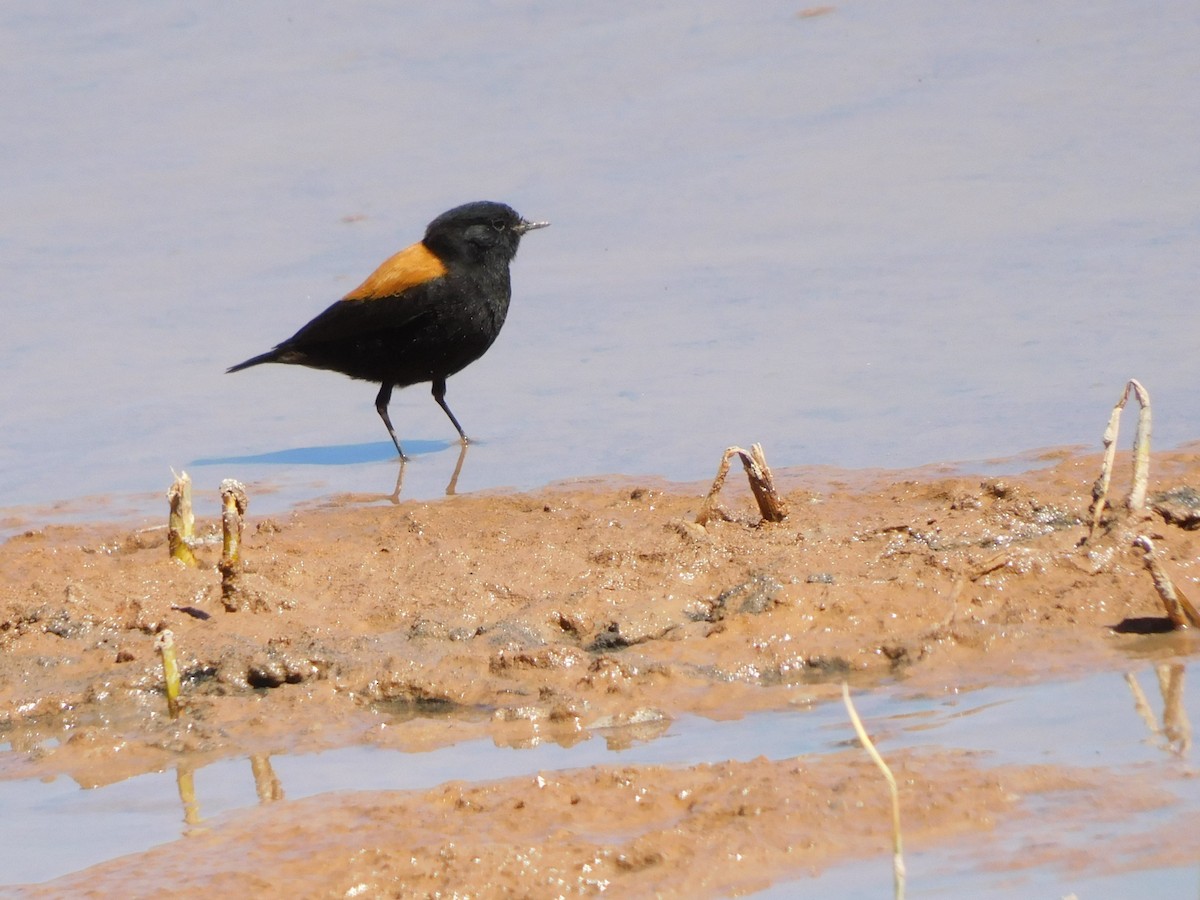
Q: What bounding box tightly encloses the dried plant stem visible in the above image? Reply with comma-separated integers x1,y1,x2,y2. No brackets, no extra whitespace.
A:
1128,380,1152,512
697,449,737,526
167,471,197,567
219,479,248,568
843,683,905,900
1087,379,1151,541
697,443,789,526
154,629,182,719
218,480,249,611
1134,536,1200,628
741,443,788,522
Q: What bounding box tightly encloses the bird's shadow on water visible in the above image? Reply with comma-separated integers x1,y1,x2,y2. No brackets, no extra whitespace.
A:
193,439,451,467
194,440,471,501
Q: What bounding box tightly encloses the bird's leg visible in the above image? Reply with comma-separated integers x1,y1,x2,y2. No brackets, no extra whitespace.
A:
375,383,407,459
431,377,469,445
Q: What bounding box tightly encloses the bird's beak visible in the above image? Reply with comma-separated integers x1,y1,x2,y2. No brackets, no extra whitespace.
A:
515,219,550,234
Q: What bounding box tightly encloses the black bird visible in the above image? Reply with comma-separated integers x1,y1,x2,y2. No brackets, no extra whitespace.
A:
228,201,548,458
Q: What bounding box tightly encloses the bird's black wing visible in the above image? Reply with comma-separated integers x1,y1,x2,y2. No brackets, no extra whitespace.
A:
283,283,442,349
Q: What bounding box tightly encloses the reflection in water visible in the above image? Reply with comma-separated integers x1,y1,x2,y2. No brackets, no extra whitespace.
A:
156,663,1198,839
445,441,469,497
1126,663,1192,757
250,754,284,804
6,663,1200,889
596,715,673,752
174,755,284,830
176,764,201,829
388,441,470,503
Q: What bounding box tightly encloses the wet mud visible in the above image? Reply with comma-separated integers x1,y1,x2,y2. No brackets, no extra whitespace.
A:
3,447,1200,894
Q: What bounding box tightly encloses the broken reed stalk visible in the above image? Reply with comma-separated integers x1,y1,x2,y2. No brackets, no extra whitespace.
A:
154,629,182,719
696,451,739,528
167,470,198,567
219,479,249,612
1133,536,1200,628
740,443,789,523
1087,379,1152,542
842,683,905,900
697,443,789,526
219,479,248,569
697,450,736,525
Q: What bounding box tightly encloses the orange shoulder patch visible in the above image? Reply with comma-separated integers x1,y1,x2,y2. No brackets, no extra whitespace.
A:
342,241,447,301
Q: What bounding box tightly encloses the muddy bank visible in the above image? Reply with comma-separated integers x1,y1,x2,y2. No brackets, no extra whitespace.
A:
24,753,1122,898
3,447,1199,893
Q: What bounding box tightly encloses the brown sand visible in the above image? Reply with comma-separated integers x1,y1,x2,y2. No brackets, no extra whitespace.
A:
3,447,1199,895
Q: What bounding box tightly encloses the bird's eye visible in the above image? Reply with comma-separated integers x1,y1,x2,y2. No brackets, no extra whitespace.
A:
490,219,506,232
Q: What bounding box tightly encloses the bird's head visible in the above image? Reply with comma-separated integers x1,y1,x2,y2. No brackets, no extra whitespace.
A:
423,200,549,266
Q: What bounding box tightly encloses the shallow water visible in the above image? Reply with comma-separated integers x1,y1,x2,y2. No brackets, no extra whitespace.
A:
2,1,1199,528
3,660,1199,892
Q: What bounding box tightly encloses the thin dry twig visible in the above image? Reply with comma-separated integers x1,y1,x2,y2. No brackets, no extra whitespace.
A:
1088,379,1152,541
843,683,905,900
969,552,1010,581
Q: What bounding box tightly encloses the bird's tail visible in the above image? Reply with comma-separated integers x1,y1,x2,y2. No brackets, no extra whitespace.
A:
226,349,284,373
